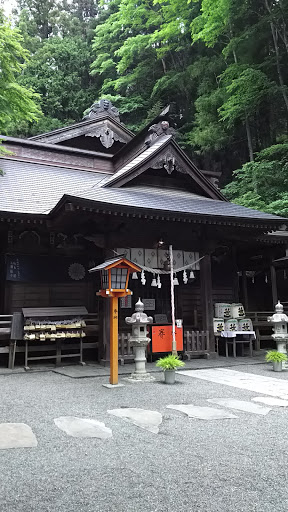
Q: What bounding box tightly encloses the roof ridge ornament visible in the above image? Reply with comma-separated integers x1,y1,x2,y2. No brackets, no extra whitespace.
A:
145,120,176,147
82,99,120,122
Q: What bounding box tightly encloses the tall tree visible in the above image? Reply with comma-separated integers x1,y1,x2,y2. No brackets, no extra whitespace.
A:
0,14,41,139
9,0,100,135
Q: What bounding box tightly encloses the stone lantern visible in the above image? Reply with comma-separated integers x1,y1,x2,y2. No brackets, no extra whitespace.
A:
268,301,288,368
125,298,154,381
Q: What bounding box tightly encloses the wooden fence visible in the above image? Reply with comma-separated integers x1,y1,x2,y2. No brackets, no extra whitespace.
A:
183,330,210,358
118,332,134,364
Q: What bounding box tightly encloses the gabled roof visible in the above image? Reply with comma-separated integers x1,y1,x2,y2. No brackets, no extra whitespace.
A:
29,115,133,148
103,134,226,201
104,134,172,186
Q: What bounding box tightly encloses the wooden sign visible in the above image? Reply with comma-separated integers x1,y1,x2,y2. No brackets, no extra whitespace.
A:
152,325,183,353
142,299,155,311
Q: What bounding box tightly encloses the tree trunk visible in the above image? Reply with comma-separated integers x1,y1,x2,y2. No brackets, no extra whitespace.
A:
245,115,254,162
232,45,254,161
269,20,288,113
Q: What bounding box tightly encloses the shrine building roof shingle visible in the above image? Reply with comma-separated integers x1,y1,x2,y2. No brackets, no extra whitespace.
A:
0,157,285,226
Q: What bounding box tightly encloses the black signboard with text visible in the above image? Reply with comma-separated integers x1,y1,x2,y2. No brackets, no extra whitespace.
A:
6,255,95,283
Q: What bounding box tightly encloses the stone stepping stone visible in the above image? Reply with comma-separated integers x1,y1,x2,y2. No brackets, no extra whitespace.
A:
207,398,271,415
0,423,37,449
54,416,112,439
166,404,237,420
108,408,162,434
252,396,288,407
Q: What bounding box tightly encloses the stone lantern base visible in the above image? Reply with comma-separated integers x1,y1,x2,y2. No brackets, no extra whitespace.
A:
273,336,288,370
129,343,155,381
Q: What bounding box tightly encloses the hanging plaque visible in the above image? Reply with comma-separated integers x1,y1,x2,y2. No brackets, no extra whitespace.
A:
142,299,156,311
120,296,132,309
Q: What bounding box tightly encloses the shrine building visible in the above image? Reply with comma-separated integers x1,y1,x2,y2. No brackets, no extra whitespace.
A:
0,100,287,366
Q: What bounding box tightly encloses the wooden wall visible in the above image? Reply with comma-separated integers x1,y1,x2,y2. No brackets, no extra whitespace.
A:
5,281,96,313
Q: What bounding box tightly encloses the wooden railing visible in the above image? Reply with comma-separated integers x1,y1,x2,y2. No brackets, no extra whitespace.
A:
184,330,210,358
118,332,134,365
247,311,273,350
0,315,13,338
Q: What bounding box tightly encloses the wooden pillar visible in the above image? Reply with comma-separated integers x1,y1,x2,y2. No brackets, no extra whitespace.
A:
270,264,278,308
242,271,249,311
110,296,119,385
232,246,239,302
100,245,111,366
200,253,215,353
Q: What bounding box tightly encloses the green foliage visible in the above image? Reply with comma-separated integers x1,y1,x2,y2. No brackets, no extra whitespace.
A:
6,0,100,134
0,16,41,138
219,68,277,126
3,0,288,214
156,354,185,370
222,144,288,216
265,350,288,363
16,36,97,127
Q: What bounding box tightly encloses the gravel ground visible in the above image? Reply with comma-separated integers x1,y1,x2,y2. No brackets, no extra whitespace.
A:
1,369,288,512
228,361,288,379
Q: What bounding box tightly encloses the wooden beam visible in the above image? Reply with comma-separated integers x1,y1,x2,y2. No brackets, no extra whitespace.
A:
110,296,119,385
242,271,249,311
270,264,278,308
200,254,215,353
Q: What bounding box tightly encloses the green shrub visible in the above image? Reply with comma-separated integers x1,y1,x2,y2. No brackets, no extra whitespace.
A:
265,350,288,363
156,354,185,370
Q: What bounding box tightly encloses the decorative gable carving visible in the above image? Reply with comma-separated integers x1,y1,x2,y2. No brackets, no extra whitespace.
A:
151,149,187,175
85,120,127,149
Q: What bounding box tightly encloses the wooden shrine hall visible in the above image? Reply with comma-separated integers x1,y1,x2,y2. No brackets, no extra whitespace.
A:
0,99,287,367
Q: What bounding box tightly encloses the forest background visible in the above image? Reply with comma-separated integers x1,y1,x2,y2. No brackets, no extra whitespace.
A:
1,0,288,216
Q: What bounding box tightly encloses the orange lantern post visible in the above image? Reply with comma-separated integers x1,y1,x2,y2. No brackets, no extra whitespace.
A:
89,257,141,386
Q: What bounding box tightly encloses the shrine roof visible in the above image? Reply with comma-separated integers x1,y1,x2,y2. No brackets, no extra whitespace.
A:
0,157,285,228
0,158,105,214
62,185,285,225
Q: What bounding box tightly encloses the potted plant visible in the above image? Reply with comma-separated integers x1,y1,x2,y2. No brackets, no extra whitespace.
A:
156,354,185,384
265,350,288,372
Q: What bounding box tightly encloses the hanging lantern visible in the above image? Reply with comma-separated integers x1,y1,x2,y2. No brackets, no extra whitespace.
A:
173,274,179,286
151,274,157,287
89,256,140,297
132,272,138,280
157,274,162,289
183,270,188,284
189,270,195,279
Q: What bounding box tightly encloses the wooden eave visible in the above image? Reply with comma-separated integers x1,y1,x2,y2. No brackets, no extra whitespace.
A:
48,194,284,231
1,135,113,159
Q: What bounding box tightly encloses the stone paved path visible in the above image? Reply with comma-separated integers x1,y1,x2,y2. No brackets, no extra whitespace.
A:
3,367,288,451
180,367,288,399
